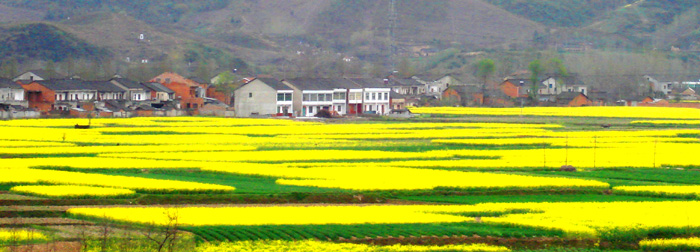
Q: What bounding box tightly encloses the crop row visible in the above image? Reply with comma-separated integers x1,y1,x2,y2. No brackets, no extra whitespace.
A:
185,223,562,243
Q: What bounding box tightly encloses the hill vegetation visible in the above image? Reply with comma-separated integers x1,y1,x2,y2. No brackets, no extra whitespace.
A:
0,23,109,62
0,0,698,81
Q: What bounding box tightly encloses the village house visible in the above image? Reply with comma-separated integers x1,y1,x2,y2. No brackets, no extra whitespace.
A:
645,76,675,96
349,78,392,115
283,78,338,117
18,80,55,113
37,79,125,111
540,74,588,99
499,79,534,99
142,82,176,102
390,77,426,97
13,70,65,82
234,78,295,117
0,78,27,108
413,75,463,98
150,72,205,110
555,92,593,107
110,76,149,101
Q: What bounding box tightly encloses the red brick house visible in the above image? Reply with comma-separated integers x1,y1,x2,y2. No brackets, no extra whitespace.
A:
150,73,204,110
18,81,55,113
556,92,593,107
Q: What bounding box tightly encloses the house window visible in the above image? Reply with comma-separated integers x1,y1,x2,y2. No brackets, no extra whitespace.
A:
337,105,341,111
365,93,370,100
249,93,253,98
311,93,318,102
371,93,376,100
303,94,310,101
549,84,553,88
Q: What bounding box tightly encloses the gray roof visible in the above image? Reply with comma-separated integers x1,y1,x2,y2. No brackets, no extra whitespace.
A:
390,77,423,87
347,78,388,88
112,78,145,89
38,79,124,92
284,78,358,91
255,78,292,91
0,78,21,89
15,69,65,80
545,73,585,86
188,76,209,85
142,82,175,94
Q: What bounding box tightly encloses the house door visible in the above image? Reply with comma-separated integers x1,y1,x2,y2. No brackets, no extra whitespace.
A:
303,106,307,116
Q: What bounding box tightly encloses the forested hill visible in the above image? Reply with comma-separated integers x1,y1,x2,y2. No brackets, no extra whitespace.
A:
0,0,699,77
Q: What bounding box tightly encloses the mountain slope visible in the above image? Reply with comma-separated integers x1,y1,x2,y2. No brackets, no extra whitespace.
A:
0,23,109,62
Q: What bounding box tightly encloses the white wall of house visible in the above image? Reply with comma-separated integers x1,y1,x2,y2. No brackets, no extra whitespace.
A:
332,89,348,115
363,88,391,115
302,90,333,117
234,79,278,117
55,91,96,101
276,90,293,116
0,88,24,102
130,90,149,101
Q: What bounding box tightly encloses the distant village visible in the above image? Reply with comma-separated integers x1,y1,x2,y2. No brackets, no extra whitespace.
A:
1,69,700,120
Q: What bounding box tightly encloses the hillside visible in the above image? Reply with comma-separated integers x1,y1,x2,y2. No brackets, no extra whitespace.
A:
0,23,109,62
0,0,699,78
584,0,700,49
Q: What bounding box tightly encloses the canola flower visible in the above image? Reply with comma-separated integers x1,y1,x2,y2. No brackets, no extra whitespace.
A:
10,185,136,198
410,106,700,119
68,201,700,240
195,240,509,252
0,229,47,243
0,168,234,193
614,185,700,198
639,237,700,251
68,205,475,226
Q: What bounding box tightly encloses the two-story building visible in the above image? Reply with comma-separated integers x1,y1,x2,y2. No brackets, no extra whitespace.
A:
350,78,391,115
110,77,149,102
284,78,336,117
234,78,295,117
0,78,26,108
151,72,205,110
540,74,588,101
142,82,176,102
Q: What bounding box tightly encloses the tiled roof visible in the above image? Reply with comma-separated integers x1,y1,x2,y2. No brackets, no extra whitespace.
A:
255,78,293,91
0,78,21,89
143,82,175,94
112,77,145,89
37,79,124,92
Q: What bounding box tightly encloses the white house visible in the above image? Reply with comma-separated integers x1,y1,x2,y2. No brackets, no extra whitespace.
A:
111,77,149,101
0,79,26,107
540,74,588,102
350,78,391,115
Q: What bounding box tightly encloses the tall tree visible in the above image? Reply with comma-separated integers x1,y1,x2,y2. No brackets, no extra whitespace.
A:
475,58,496,105
528,60,543,101
545,57,568,88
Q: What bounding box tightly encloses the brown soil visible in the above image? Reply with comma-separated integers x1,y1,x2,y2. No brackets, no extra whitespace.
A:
4,241,81,252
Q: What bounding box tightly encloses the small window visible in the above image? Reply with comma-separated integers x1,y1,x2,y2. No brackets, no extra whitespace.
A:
249,93,253,98
165,78,171,84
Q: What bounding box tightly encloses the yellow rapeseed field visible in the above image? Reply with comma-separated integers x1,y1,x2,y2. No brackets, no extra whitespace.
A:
10,185,136,198
639,237,700,251
0,229,47,243
68,201,700,239
0,168,234,193
195,240,509,252
614,185,700,198
410,106,700,119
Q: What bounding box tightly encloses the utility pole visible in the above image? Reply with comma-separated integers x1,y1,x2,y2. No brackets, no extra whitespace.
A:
389,0,398,72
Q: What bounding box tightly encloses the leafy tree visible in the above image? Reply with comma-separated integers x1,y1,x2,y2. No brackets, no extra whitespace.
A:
528,59,543,101
475,58,496,105
545,57,568,88
397,58,416,78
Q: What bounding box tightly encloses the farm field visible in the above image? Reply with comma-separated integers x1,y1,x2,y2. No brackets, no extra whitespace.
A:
2,106,700,251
